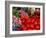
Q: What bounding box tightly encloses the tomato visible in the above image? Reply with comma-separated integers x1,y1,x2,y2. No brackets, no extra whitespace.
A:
35,25,40,30
30,17,35,23
34,21,38,25
30,24,35,29
22,27,27,30
27,27,31,30
26,24,30,28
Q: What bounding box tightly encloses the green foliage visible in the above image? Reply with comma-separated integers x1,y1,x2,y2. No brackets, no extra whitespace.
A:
12,8,19,18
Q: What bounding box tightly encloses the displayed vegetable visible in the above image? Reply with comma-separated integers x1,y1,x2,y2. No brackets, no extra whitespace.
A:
12,7,40,31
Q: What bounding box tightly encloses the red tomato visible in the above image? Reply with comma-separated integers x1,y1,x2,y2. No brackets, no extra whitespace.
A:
34,21,38,25
35,25,40,30
26,24,30,28
22,27,27,30
30,24,34,28
27,27,31,30
24,16,29,20
30,17,35,23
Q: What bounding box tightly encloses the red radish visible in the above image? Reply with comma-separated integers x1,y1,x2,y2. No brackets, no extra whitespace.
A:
18,18,22,25
12,16,16,20
19,9,28,16
17,28,21,31
34,8,40,16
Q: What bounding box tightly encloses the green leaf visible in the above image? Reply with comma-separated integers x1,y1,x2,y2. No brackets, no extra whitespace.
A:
12,8,19,18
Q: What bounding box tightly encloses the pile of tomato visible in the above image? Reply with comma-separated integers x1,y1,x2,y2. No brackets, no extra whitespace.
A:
16,15,40,31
